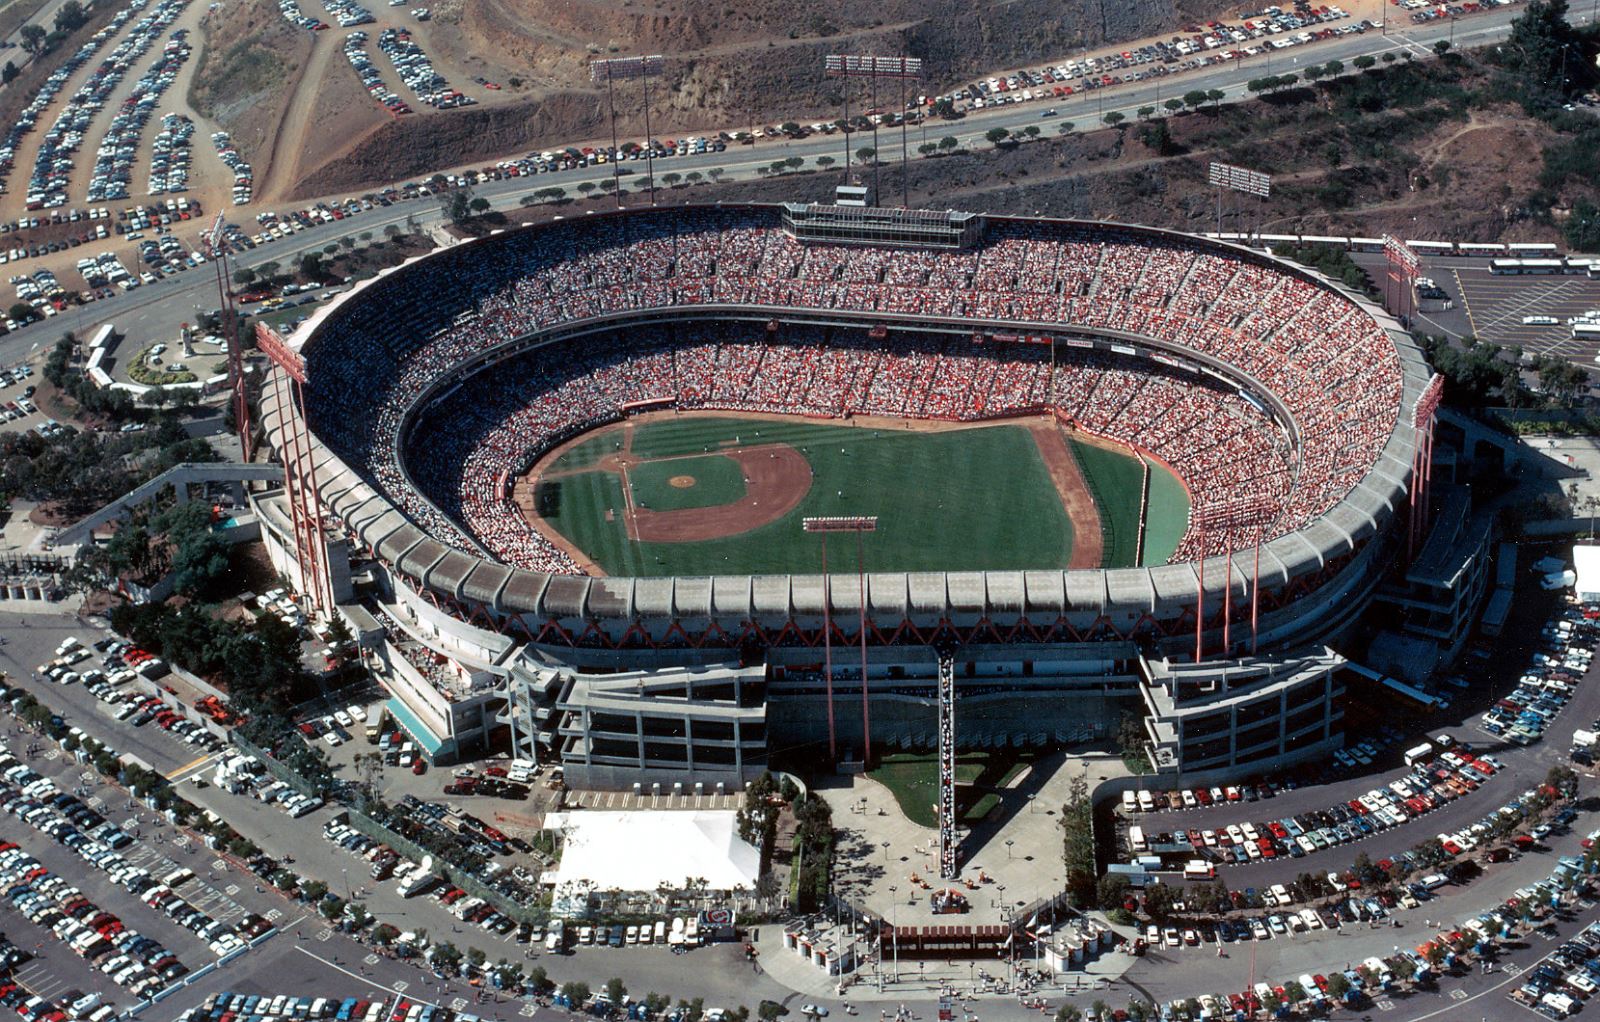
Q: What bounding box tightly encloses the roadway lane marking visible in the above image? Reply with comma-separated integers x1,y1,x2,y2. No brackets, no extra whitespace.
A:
1450,990,1467,1000
293,946,431,1004
164,752,217,781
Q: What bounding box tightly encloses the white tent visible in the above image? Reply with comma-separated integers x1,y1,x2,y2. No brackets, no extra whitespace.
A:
1575,545,1600,603
545,810,760,900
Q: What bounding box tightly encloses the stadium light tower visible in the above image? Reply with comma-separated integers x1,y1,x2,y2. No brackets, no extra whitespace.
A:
1409,374,1446,561
1192,495,1279,661
202,214,251,462
803,515,878,764
1207,162,1271,239
825,55,922,207
590,56,665,205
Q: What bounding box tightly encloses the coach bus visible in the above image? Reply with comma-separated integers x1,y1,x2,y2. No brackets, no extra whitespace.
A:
1491,258,1569,275
1406,240,1455,256
89,323,114,351
1508,242,1560,257
1347,237,1385,252
1457,242,1507,257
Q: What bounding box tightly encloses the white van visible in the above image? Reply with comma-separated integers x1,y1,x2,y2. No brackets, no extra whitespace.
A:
1136,790,1154,812
546,920,564,952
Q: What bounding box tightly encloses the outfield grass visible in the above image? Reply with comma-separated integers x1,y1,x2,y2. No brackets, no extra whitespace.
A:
540,417,1074,576
547,432,626,472
1070,439,1145,568
629,454,747,512
868,751,1038,829
1142,465,1191,566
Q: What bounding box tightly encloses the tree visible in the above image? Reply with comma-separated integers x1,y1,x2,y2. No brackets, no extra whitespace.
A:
1055,1007,1083,1022
1354,54,1377,70
1434,39,1452,57
1103,111,1125,128
604,978,627,1008
938,136,960,151
577,181,596,197
1022,125,1040,140
1164,98,1185,115
1142,882,1178,922
984,126,1011,146
855,146,876,163
53,0,85,31
1325,972,1350,999
563,982,592,1007
815,156,835,169
918,142,938,155
1323,59,1344,76
8,302,34,324
468,197,490,215
661,171,683,187
1059,771,1095,905
1182,89,1209,110
784,156,803,170
301,879,328,902
1206,88,1224,108
18,24,45,53
0,61,16,84
1097,873,1131,911
1137,105,1155,120
1305,64,1326,83
155,501,231,596
1056,121,1075,135
299,252,324,280
232,267,256,286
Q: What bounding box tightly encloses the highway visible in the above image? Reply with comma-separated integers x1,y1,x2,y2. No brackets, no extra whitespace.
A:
0,4,1578,373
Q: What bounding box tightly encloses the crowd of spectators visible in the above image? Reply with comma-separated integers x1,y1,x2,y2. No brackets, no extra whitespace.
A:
300,208,1404,574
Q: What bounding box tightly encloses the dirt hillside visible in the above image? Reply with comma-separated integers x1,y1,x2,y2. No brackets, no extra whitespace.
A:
188,0,1232,200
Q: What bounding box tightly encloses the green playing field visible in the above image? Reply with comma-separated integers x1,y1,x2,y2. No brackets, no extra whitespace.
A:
628,454,747,512
533,416,1172,577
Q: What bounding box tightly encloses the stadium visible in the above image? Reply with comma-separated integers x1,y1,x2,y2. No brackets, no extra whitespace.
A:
255,201,1437,788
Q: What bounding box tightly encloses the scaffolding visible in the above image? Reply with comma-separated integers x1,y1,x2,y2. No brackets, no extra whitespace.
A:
937,654,957,879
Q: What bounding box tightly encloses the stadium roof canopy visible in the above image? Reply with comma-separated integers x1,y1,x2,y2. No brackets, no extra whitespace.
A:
544,810,760,896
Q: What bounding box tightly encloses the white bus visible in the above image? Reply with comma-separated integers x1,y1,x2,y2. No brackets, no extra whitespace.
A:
1128,825,1148,853
88,323,114,350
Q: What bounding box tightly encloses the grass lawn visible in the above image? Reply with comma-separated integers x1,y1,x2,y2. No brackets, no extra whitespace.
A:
868,751,1040,829
547,432,626,472
1142,464,1191,566
540,417,1074,576
1070,439,1146,568
629,454,747,512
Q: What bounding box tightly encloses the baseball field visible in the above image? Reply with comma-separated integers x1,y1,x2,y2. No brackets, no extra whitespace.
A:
522,412,1189,577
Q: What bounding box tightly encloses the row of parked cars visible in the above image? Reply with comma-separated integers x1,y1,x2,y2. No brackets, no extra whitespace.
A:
147,113,193,195
1481,606,1596,744
0,755,250,959
208,131,254,205
0,772,186,998
946,3,1358,115
1136,747,1503,866
181,993,485,1022
211,753,325,818
344,33,412,117
1515,921,1600,1019
377,28,469,109
27,0,190,211
0,1,147,199
323,0,375,27
87,30,191,202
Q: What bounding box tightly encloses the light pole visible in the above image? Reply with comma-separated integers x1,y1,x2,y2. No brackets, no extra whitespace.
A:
1005,839,1014,860
888,884,900,983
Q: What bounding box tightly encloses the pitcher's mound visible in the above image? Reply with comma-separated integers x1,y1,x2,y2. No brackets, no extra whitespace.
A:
669,475,696,489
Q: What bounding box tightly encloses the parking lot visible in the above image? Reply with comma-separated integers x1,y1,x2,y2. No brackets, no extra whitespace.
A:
1448,266,1600,363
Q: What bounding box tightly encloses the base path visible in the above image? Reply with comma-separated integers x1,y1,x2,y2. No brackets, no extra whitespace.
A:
1024,419,1104,570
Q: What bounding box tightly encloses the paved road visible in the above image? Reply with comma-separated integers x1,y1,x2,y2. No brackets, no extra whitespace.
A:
0,4,1587,375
